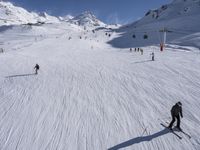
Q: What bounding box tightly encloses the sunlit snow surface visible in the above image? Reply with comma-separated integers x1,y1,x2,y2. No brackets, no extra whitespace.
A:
0,23,199,150
0,0,200,149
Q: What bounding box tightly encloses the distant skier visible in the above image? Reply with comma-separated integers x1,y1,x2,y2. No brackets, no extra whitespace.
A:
160,43,164,51
150,52,155,61
0,48,4,53
140,49,143,55
34,64,40,75
134,48,137,52
130,48,132,52
168,102,183,131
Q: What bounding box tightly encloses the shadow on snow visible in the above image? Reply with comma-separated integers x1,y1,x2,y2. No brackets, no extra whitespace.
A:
108,128,170,150
132,60,152,64
5,73,36,78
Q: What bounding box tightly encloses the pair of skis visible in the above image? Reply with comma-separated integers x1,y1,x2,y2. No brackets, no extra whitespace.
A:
160,123,191,139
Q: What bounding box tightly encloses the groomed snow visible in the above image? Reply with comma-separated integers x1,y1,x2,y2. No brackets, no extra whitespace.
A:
0,23,200,150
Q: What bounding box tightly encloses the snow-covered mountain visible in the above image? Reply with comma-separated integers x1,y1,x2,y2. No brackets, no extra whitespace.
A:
0,2,105,28
38,12,60,23
59,15,74,21
68,11,106,27
0,1,39,25
109,0,200,48
0,1,59,26
133,0,200,26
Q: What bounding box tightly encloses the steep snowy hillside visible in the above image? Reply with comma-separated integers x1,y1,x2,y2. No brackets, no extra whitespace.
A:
68,11,106,27
133,0,200,26
0,1,59,26
0,1,39,25
0,22,200,150
108,0,200,48
38,12,60,23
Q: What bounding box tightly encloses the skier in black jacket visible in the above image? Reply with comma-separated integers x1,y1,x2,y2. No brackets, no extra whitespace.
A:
34,64,40,75
150,52,155,61
168,102,183,131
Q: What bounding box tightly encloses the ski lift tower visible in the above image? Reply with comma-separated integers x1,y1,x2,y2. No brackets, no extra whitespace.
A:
159,27,172,51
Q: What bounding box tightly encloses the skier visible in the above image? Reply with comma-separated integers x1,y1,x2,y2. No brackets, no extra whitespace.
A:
168,102,183,131
134,48,137,52
150,52,155,61
34,64,40,75
160,43,164,51
0,48,3,53
140,49,143,55
130,48,132,52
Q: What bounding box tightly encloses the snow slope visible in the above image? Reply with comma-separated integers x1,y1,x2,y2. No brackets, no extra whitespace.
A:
108,0,200,48
0,22,200,150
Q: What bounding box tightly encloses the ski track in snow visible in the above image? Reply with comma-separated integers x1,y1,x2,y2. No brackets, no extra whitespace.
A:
0,25,200,150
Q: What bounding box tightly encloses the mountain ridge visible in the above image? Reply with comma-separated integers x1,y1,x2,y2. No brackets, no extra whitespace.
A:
0,2,106,27
108,0,200,48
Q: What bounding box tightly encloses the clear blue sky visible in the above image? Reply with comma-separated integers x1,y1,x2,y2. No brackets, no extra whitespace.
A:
9,0,172,24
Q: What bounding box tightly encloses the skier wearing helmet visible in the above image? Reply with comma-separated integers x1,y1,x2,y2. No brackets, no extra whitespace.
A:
168,102,183,131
